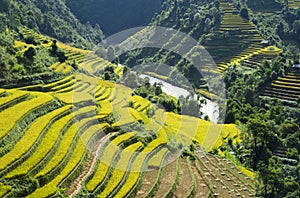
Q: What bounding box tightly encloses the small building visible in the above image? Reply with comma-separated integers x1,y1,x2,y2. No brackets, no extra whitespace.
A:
261,40,270,47
292,64,300,70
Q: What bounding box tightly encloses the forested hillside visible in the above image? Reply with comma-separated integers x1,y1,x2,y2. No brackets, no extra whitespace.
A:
66,0,164,35
119,0,221,88
0,0,104,48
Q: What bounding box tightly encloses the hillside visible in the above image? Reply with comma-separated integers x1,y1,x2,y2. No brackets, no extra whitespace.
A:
119,0,222,88
66,0,164,36
0,0,104,48
0,0,300,197
0,29,256,197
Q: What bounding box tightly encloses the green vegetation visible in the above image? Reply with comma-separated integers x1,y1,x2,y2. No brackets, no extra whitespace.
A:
120,0,221,88
0,30,67,83
251,1,300,50
0,45,249,197
223,58,300,197
0,0,104,48
247,0,283,13
0,0,299,197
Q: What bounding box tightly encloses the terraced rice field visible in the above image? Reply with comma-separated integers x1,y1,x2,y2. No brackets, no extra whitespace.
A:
78,54,118,74
21,27,53,47
203,2,265,73
0,72,254,197
118,1,268,77
50,62,74,74
192,148,255,197
237,46,281,69
136,147,255,198
281,0,300,8
19,27,119,76
263,69,300,101
0,31,255,197
0,183,11,197
130,95,151,112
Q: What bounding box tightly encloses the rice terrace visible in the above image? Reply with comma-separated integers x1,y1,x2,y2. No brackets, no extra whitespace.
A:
0,0,299,198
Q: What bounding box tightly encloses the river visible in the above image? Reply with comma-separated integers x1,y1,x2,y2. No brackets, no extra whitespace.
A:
139,74,220,123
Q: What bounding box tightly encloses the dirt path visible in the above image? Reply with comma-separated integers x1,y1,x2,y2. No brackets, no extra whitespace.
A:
65,132,116,197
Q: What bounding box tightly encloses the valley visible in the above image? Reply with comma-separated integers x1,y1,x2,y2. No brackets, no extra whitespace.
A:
0,0,299,197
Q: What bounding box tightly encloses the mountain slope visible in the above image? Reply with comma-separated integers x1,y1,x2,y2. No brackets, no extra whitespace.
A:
66,0,164,35
0,0,104,48
0,30,255,197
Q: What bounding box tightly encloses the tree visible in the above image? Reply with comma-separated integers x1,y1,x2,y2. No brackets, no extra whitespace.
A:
50,40,58,55
245,119,274,170
279,121,300,139
57,49,67,63
225,110,236,123
104,66,114,73
24,47,36,61
0,46,15,80
240,7,249,20
32,46,56,73
123,72,138,88
71,60,78,70
95,45,107,59
24,35,38,45
180,95,200,117
143,77,151,89
258,157,285,197
103,72,111,80
154,82,163,96
159,97,178,112
0,31,14,53
50,40,67,62
283,177,300,197
285,131,300,151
